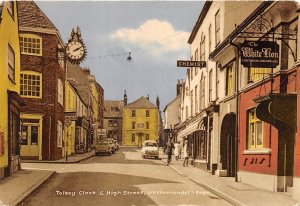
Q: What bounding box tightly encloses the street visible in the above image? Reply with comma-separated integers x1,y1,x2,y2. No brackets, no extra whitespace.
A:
20,147,232,206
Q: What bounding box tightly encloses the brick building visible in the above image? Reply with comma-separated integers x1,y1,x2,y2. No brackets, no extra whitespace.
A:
18,1,66,160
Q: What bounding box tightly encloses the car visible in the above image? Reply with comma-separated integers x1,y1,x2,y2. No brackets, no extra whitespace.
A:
141,140,159,159
94,139,112,156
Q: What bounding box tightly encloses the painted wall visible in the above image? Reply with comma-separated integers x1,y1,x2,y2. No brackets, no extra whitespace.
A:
0,1,21,176
123,108,158,146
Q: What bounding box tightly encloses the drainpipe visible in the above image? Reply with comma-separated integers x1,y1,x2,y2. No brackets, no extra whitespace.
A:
230,38,240,182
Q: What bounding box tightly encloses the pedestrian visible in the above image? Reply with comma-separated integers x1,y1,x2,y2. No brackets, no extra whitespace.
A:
178,141,182,159
164,139,174,165
174,141,180,161
183,139,189,167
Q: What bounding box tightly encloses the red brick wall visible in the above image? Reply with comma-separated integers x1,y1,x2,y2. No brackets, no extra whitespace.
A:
20,31,65,160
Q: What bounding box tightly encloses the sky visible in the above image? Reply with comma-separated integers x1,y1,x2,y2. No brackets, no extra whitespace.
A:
36,1,204,110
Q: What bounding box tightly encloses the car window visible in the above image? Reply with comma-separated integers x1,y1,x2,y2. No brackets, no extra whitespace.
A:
145,142,157,147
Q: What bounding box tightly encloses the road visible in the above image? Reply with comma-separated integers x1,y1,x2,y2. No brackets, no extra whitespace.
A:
20,147,232,206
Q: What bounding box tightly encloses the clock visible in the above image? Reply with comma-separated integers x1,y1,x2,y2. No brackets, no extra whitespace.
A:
66,40,86,64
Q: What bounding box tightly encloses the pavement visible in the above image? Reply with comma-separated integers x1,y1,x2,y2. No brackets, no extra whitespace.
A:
1,148,299,206
159,150,300,206
0,150,95,206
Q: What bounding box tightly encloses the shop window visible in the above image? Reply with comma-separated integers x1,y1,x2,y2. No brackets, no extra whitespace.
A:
21,125,28,145
20,71,42,98
131,134,135,142
8,44,15,82
19,34,42,56
247,108,263,149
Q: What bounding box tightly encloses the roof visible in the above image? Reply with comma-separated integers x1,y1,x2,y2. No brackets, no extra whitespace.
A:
163,95,180,112
125,96,157,109
188,1,212,44
17,1,58,31
104,100,124,118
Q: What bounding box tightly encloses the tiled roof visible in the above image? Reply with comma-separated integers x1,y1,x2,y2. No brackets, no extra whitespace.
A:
17,1,58,31
125,96,157,109
104,100,124,118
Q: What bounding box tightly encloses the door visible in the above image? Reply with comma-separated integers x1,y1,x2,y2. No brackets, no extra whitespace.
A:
20,124,39,158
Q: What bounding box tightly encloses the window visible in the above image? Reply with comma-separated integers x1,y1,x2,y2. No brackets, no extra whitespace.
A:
108,120,118,127
132,122,136,129
132,110,136,117
190,90,194,117
19,34,42,56
146,122,150,129
58,50,65,69
247,109,263,149
8,44,15,82
146,110,150,117
208,24,212,54
146,134,150,140
209,70,213,102
248,67,271,83
20,72,42,98
215,10,220,45
185,106,188,119
131,134,135,142
226,64,234,96
200,75,205,109
111,107,119,112
200,34,205,61
57,121,63,147
195,86,198,113
58,79,64,105
191,57,193,80
195,50,198,75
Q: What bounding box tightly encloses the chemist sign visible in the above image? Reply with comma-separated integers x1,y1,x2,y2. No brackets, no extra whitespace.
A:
241,41,279,68
177,60,206,68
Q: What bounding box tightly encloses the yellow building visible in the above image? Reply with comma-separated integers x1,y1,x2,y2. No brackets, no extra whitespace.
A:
64,81,77,156
122,97,159,146
0,1,25,177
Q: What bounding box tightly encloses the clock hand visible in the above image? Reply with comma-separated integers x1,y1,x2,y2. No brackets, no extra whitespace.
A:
73,46,83,52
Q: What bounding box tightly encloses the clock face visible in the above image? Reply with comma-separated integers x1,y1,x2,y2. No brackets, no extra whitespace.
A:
66,41,85,61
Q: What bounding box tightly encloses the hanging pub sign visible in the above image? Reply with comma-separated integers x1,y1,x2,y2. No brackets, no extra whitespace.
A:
241,41,279,68
177,60,206,68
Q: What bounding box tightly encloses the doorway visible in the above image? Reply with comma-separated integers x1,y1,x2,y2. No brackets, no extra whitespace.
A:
220,113,236,177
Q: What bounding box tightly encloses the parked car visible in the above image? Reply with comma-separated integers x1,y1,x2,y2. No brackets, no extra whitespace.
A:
141,140,159,159
94,139,112,156
113,140,119,151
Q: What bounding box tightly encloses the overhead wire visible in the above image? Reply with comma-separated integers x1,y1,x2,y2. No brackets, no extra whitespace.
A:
88,31,186,60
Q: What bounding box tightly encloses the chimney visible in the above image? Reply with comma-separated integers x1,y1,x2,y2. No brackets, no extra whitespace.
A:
156,96,160,109
82,67,90,75
176,79,183,96
146,94,149,100
124,90,127,105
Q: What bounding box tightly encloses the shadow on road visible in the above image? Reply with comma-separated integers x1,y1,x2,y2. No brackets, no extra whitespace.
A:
20,171,179,206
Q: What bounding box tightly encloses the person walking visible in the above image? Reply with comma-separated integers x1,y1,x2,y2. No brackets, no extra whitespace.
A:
174,141,180,161
183,139,189,167
164,139,174,165
178,141,182,159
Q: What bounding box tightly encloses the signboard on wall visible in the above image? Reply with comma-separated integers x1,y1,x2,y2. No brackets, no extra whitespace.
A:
241,41,279,68
177,60,206,68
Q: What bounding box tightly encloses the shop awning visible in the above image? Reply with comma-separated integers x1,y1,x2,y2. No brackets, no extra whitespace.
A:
177,121,201,140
